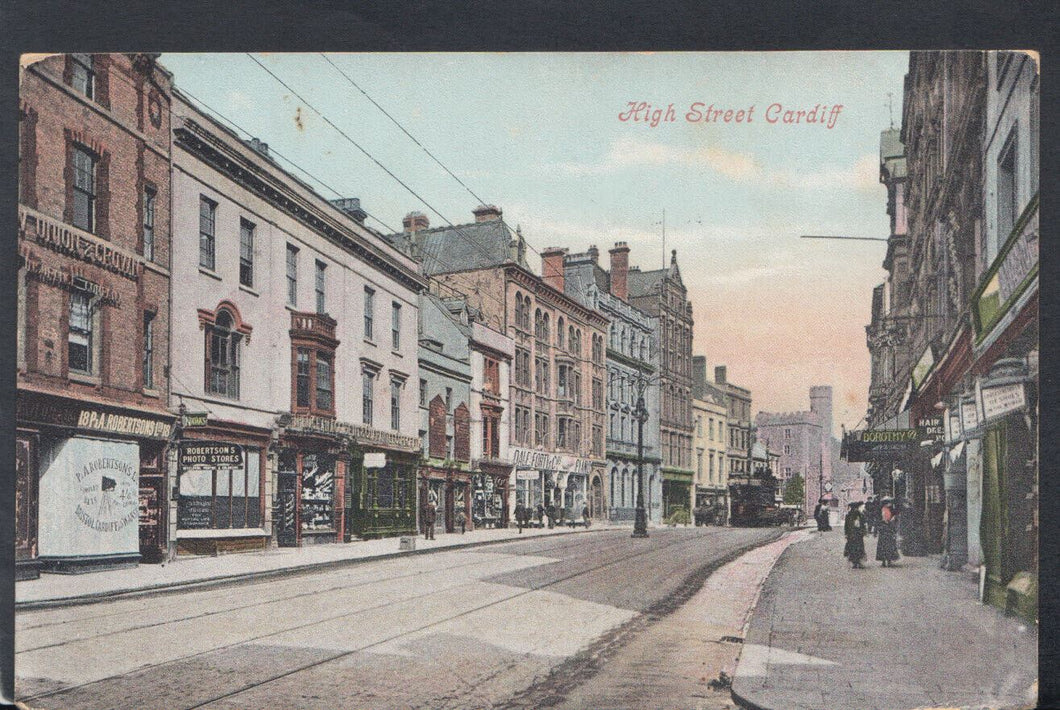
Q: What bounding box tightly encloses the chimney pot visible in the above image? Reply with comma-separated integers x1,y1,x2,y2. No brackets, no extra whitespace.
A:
609,242,631,302
403,211,430,233
473,204,503,222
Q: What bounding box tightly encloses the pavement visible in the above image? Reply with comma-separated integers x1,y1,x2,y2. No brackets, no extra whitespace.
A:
15,522,620,609
731,528,1039,710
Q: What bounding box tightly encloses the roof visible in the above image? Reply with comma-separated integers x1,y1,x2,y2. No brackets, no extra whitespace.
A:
628,250,684,297
385,219,527,275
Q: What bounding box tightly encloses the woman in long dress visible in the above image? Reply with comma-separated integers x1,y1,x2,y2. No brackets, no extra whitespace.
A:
876,498,900,567
843,501,866,568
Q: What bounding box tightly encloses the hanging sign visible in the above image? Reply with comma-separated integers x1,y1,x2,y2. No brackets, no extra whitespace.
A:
979,382,1027,423
179,442,243,469
841,428,919,462
917,416,945,445
182,412,209,428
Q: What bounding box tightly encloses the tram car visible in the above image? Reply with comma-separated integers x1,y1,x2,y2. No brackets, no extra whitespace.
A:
727,469,785,527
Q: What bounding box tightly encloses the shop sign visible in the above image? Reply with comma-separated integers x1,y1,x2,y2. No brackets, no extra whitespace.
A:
946,410,961,443
364,452,387,468
960,400,979,432
516,469,540,481
283,413,420,453
979,382,1026,423
510,447,593,475
917,416,945,445
841,429,918,462
19,205,141,281
78,409,173,440
974,198,1038,338
182,411,209,428
179,442,243,469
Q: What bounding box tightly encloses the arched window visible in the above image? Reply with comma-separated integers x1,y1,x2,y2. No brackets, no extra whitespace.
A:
207,309,241,398
568,325,576,352
543,312,550,340
534,308,543,339
558,317,566,348
514,292,524,330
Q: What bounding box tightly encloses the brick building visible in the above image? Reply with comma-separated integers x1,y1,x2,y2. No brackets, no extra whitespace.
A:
17,54,176,576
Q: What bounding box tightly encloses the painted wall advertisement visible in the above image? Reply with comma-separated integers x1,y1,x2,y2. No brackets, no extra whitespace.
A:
38,437,140,559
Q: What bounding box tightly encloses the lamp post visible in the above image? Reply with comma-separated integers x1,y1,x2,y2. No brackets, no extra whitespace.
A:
632,393,650,538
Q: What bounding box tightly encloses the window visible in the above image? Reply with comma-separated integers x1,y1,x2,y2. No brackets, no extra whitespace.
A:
363,370,375,425
142,311,155,389
315,260,327,314
484,357,500,394
143,187,156,262
207,309,241,399
72,147,97,233
234,219,254,287
445,387,452,412
592,378,603,409
783,444,791,455
296,349,311,407
419,378,427,407
997,129,1018,245
391,302,402,350
68,284,94,374
785,428,792,439
178,449,261,530
199,197,216,270
71,53,95,99
557,318,565,348
391,379,402,431
316,353,333,411
364,287,375,339
557,364,569,398
286,244,298,306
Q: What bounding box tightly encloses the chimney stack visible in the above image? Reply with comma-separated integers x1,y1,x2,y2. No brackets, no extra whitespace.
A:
587,245,599,264
472,204,503,222
715,365,727,384
541,247,567,292
331,197,367,225
693,356,707,390
609,241,631,301
402,211,430,233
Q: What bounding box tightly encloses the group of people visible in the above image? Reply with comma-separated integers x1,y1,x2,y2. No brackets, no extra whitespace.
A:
842,496,901,568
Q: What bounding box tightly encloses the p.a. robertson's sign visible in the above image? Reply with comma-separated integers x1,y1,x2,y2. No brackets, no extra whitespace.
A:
180,443,243,469
78,409,173,440
282,414,420,453
18,393,173,440
19,205,141,281
510,447,593,475
842,428,919,462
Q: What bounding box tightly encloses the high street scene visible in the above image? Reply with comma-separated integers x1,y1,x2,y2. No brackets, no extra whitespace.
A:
13,51,1038,709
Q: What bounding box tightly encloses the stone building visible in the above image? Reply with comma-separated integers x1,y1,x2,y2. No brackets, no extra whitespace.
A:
692,357,729,518
712,366,753,487
169,90,424,552
17,54,176,577
627,250,695,518
389,207,607,522
563,243,662,524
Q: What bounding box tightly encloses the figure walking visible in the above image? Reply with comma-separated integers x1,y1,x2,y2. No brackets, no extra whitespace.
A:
455,508,467,534
876,497,900,567
813,499,831,532
515,502,525,534
843,501,866,568
424,502,437,540
535,503,544,528
546,502,556,529
582,504,591,528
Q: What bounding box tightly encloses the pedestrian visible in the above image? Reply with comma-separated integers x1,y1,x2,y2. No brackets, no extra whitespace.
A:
876,497,900,567
813,499,828,532
865,496,880,536
843,501,866,568
535,503,544,528
455,508,467,534
424,502,437,540
582,504,591,528
515,502,525,534
547,503,556,529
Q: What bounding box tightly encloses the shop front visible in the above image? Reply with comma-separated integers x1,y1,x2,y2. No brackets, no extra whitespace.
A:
473,460,511,529
16,389,175,575
661,468,694,520
511,447,594,524
418,463,471,534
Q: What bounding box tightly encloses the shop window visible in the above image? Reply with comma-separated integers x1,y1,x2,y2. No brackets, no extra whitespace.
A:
178,448,261,530
206,309,241,399
143,186,156,262
72,146,97,233
301,453,335,532
199,196,216,270
71,53,95,99
68,282,96,375
239,219,254,287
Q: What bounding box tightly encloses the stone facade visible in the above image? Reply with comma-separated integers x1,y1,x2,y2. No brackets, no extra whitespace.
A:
692,357,729,518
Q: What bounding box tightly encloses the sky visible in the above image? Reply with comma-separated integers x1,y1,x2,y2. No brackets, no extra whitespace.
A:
160,51,910,437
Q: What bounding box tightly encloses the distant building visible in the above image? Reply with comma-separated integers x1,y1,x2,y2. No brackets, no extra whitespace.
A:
756,387,834,517
564,243,662,524
713,366,753,483
692,357,728,517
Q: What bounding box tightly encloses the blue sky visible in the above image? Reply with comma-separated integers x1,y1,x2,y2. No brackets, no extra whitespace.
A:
160,51,910,434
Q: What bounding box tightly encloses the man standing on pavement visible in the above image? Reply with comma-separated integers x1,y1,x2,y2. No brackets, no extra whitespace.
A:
843,501,866,568
514,502,525,533
424,502,437,540
455,508,467,534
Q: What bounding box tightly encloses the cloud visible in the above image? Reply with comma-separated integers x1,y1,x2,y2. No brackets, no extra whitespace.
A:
557,136,879,194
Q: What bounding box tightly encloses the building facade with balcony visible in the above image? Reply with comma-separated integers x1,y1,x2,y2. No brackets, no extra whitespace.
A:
391,207,608,523
17,54,176,577
692,357,729,520
564,243,661,524
170,91,425,552
627,250,694,519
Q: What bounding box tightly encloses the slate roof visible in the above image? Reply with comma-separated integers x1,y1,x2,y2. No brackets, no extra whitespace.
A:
627,267,666,297
385,219,523,276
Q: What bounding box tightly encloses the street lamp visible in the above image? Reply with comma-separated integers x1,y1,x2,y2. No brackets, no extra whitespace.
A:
632,393,650,538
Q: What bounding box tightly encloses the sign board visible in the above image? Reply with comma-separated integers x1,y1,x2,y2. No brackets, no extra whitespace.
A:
917,416,945,444
960,400,979,432
180,443,243,469
979,382,1026,423
510,447,594,475
182,412,209,428
841,429,919,462
516,469,540,481
364,452,387,469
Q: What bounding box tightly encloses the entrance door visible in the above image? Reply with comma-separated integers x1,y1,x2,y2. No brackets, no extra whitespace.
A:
591,475,603,518
138,476,166,563
277,470,299,547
